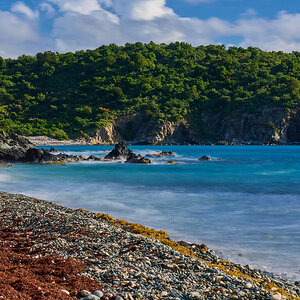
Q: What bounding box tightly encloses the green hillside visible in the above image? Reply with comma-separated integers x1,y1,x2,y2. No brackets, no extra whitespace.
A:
0,42,299,140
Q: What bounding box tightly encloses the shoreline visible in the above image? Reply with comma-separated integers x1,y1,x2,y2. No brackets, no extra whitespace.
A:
0,191,299,299
25,136,299,146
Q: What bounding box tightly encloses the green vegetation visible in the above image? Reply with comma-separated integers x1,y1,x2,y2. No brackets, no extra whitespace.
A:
0,42,299,139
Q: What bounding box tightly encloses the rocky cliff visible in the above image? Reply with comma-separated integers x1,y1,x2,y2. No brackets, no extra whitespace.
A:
85,107,299,145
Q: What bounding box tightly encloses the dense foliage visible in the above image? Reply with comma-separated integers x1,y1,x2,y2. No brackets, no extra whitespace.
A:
0,42,299,139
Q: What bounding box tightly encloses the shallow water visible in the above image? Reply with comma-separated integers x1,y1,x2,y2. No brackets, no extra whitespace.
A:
1,145,300,281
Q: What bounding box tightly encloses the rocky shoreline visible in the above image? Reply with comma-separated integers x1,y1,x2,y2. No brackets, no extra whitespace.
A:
0,191,299,300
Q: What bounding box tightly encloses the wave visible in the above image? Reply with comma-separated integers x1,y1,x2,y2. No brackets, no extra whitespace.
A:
0,174,11,183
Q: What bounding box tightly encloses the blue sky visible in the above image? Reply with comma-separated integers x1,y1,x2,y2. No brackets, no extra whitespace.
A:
0,0,299,58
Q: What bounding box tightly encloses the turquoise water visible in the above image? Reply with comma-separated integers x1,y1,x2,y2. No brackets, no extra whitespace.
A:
1,145,300,281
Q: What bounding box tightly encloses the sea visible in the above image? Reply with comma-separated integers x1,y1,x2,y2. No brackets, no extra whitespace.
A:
1,145,299,281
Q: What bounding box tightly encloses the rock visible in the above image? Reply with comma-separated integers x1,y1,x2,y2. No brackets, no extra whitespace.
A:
81,290,91,297
83,295,100,300
0,132,80,164
86,155,101,161
166,160,179,164
146,151,175,157
104,142,132,160
125,153,152,164
246,282,253,289
61,289,70,295
115,296,124,300
105,142,152,164
161,291,168,297
93,290,104,298
199,155,211,161
49,147,58,152
0,160,13,167
271,293,282,300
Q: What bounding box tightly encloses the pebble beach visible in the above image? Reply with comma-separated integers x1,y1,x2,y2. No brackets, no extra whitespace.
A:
0,191,299,300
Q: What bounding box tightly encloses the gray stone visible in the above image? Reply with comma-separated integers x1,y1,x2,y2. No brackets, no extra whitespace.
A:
93,290,104,298
81,290,91,297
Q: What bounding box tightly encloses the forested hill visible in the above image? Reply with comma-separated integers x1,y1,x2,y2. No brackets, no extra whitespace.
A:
0,42,299,144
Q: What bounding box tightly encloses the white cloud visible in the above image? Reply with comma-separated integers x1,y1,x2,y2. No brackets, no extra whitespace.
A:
47,0,102,15
11,1,39,19
111,0,174,21
234,11,300,51
0,11,43,58
1,1,300,58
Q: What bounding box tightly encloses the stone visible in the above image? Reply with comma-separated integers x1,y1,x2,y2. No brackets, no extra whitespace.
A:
61,289,70,295
93,290,104,298
104,142,132,160
81,290,91,297
115,296,124,300
246,282,253,289
199,155,211,161
83,295,100,300
161,291,168,297
271,293,282,300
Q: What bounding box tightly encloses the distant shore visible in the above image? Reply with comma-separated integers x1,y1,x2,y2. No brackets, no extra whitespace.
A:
26,135,299,147
0,191,299,299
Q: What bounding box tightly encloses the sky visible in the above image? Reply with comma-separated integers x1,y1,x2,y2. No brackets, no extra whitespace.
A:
0,0,300,58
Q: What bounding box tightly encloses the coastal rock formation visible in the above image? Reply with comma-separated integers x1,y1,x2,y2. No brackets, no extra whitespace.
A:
85,107,299,145
146,151,175,157
105,142,152,164
0,132,80,163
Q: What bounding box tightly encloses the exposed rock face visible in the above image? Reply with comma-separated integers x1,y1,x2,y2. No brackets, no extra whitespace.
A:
0,132,36,161
105,142,152,164
85,124,123,145
87,107,300,145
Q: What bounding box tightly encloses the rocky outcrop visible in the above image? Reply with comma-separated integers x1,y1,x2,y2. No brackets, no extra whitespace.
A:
146,151,175,158
84,124,123,145
105,142,152,164
86,107,299,145
0,132,81,163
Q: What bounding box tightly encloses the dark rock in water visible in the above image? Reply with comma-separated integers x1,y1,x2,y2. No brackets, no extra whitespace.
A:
86,155,102,161
105,143,152,164
0,132,36,161
0,132,80,164
125,153,152,164
199,156,211,161
146,151,175,158
104,142,132,160
0,160,13,167
49,147,59,152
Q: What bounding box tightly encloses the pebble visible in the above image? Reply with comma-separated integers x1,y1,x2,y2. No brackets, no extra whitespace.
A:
81,290,91,297
82,295,100,300
93,290,104,298
0,192,298,300
61,289,70,295
271,293,282,300
245,282,253,289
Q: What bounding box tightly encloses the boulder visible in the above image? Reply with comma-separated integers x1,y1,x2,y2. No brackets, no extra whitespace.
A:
0,160,13,167
125,153,152,164
105,143,152,164
104,142,132,160
199,156,211,161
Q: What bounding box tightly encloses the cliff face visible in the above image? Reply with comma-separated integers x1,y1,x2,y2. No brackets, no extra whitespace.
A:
86,108,300,145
